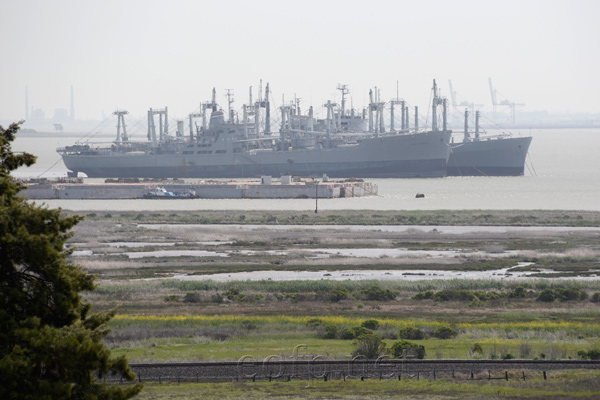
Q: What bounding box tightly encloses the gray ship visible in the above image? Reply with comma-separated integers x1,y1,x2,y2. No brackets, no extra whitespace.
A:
447,110,532,176
58,82,452,179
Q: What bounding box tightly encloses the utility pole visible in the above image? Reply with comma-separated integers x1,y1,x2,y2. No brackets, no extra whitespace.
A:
315,181,319,214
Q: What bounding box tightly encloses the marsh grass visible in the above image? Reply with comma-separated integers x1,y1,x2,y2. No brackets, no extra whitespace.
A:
154,278,600,293
104,313,600,363
72,209,600,227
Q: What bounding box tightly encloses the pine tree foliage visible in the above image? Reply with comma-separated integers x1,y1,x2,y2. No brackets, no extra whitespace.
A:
0,122,142,399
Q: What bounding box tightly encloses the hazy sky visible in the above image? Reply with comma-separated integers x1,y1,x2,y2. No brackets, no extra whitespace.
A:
1,0,599,123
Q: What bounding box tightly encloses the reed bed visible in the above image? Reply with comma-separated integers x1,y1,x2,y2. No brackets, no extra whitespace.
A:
91,278,600,295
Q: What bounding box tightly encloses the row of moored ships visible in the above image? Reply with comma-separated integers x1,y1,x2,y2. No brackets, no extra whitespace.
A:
58,80,532,179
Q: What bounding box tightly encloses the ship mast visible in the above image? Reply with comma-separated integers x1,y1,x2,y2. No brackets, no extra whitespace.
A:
337,84,349,116
324,100,338,148
390,86,402,132
113,110,128,143
464,109,470,142
368,89,374,133
475,110,480,141
414,106,418,133
432,80,438,131
147,107,168,148
211,88,217,112
431,79,448,132
188,110,202,139
225,89,234,123
264,82,271,135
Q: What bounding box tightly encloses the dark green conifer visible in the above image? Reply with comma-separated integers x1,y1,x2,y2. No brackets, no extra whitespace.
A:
0,122,142,399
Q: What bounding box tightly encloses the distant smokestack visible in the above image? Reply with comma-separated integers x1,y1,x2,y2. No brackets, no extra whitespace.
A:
70,85,75,120
25,85,29,120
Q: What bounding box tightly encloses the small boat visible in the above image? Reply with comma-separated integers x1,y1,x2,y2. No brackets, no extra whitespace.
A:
142,187,197,199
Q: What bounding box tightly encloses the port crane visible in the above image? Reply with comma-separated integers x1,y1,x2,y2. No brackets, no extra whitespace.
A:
448,80,483,114
488,78,524,125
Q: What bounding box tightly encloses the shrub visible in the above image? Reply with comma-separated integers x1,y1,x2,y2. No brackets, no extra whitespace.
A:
412,291,434,300
164,295,181,302
323,324,339,339
225,287,241,300
591,293,600,303
471,343,483,354
351,334,387,359
433,326,458,339
360,285,396,301
340,326,373,340
390,340,425,359
556,287,583,301
508,286,527,298
306,318,324,328
340,328,357,340
578,349,600,360
502,353,515,360
536,288,556,302
361,319,379,330
398,327,424,340
432,291,451,301
587,350,600,360
183,292,202,303
329,286,351,302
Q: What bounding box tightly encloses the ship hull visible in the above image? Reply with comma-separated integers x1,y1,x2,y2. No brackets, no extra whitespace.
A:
61,130,452,179
447,136,532,176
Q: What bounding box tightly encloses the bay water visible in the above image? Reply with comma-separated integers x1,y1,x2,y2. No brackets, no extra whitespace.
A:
11,128,600,211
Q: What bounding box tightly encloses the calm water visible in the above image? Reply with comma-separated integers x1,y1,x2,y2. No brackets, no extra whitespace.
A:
12,128,600,211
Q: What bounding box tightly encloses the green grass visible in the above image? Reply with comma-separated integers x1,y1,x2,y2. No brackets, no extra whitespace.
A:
106,314,600,363
112,336,356,362
112,334,600,363
130,369,600,399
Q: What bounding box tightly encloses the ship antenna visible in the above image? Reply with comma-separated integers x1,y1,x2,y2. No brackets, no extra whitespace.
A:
336,84,349,116
432,79,438,132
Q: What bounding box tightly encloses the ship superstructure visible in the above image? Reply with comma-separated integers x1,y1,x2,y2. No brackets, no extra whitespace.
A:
58,82,452,179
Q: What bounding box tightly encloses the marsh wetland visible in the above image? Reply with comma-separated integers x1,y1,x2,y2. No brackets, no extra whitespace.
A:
67,209,600,399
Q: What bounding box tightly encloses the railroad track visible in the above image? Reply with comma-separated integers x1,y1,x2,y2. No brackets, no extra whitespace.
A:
114,360,600,383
